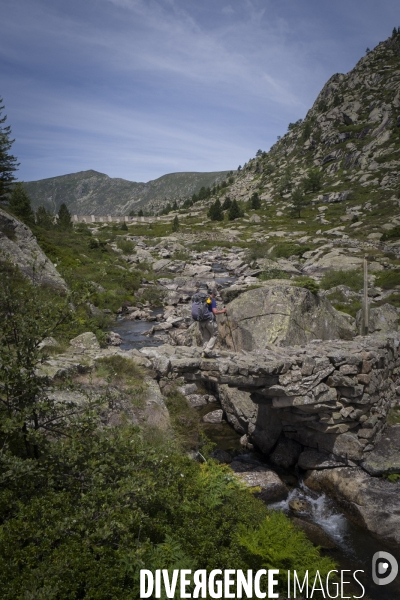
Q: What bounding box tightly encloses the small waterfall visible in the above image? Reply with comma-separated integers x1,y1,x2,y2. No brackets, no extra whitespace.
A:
269,480,352,553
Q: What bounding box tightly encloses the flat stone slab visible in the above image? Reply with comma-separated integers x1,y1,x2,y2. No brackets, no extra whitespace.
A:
362,425,400,476
298,449,349,470
230,463,288,502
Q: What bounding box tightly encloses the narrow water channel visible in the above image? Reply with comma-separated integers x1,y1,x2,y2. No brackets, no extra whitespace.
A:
110,308,164,350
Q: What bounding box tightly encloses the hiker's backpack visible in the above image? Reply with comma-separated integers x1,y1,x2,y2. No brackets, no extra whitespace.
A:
191,292,212,322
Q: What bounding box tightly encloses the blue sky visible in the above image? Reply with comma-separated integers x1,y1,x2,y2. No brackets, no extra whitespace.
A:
1,0,399,183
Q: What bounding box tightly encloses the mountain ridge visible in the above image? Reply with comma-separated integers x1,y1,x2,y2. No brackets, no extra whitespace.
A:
23,169,231,216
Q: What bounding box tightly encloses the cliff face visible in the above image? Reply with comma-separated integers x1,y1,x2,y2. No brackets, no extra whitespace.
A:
0,208,67,291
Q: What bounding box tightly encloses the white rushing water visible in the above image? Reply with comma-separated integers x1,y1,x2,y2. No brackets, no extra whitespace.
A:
269,480,353,553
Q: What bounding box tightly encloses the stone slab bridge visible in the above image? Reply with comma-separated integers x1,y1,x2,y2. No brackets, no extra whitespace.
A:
140,333,400,464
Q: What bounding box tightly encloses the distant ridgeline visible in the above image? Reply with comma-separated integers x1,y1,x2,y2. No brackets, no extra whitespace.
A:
23,169,231,217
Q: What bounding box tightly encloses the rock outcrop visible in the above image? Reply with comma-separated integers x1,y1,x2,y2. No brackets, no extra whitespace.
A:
304,467,400,547
218,281,355,350
361,425,400,476
0,208,67,291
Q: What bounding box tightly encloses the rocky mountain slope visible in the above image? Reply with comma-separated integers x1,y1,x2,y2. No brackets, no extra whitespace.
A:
23,169,231,216
228,30,400,225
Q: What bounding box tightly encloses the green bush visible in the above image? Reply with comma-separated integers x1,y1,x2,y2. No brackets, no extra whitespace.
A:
165,390,202,451
294,276,320,294
172,249,191,262
137,285,166,306
388,405,400,425
246,243,270,262
382,226,400,241
376,269,400,290
271,243,311,259
258,269,290,281
332,300,362,319
0,427,336,599
320,269,363,292
385,473,400,482
116,238,135,254
237,511,335,593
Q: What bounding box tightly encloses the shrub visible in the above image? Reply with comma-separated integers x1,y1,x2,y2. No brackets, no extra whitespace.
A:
0,426,336,599
116,238,135,254
165,390,202,451
382,225,400,241
385,473,400,482
320,269,363,292
237,511,336,594
294,276,320,294
137,285,166,306
332,300,362,319
271,243,311,259
172,249,191,262
376,269,400,289
258,269,290,281
88,237,108,251
95,355,144,383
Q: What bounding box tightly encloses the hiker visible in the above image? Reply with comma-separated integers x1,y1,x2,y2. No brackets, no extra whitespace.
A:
191,288,226,358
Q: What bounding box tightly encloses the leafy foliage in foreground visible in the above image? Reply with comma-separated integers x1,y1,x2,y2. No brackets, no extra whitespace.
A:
0,427,336,599
0,268,336,598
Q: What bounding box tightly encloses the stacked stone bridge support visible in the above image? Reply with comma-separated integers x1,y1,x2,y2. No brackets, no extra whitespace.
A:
142,333,400,463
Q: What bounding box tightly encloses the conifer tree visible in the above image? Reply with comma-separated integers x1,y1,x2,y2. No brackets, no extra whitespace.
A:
35,205,54,228
228,199,242,220
303,168,323,193
57,203,72,230
9,183,34,224
207,198,223,221
249,192,261,210
291,187,308,218
0,97,19,200
222,196,232,211
171,215,179,232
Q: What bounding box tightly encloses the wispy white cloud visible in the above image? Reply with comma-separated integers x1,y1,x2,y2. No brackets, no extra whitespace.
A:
2,0,399,182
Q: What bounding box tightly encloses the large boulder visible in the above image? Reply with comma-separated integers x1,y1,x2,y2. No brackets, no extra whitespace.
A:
303,250,382,276
218,384,282,453
304,467,400,546
0,208,67,291
219,281,355,350
356,303,399,334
